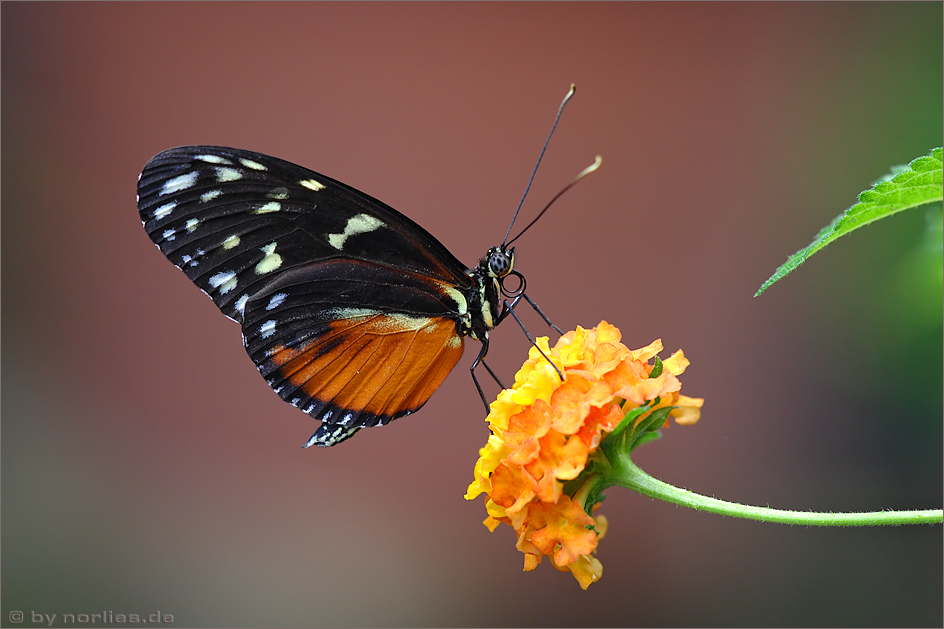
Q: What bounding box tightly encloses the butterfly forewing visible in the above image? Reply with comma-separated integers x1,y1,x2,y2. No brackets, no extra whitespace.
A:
137,146,479,446
137,146,473,320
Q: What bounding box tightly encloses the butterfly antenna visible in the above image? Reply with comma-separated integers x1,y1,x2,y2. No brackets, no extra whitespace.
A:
502,84,577,246
506,155,602,247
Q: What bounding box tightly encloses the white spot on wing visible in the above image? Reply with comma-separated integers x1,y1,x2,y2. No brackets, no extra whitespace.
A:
266,293,287,310
377,313,434,332
222,234,241,250
153,201,177,219
327,213,384,250
300,178,326,191
214,167,242,182
321,307,381,320
195,154,232,164
267,187,289,199
219,276,238,294
185,218,199,233
260,320,277,338
161,172,198,195
234,293,249,315
188,248,205,267
254,202,281,214
309,309,441,334
200,189,222,203
239,158,267,171
255,242,283,275
209,270,236,288
162,228,176,241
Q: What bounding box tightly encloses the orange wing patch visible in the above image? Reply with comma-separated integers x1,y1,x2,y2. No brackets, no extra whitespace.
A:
270,313,465,420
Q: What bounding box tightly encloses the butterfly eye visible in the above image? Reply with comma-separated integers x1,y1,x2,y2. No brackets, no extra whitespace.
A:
488,248,514,278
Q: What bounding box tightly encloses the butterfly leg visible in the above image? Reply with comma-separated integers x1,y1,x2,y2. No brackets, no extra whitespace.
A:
481,359,508,390
503,299,564,382
521,293,563,335
469,337,492,414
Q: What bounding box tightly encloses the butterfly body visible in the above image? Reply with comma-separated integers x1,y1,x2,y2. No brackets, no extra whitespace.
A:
137,146,514,447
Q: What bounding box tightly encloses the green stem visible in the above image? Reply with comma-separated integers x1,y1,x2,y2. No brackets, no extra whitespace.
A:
610,456,942,526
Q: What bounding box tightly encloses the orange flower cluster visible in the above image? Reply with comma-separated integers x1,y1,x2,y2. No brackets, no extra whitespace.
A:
465,322,702,589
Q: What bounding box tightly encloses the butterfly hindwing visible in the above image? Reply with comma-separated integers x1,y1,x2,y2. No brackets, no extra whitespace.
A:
242,260,467,446
137,146,478,446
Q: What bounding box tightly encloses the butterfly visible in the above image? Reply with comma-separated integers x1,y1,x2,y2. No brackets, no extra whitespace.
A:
136,145,553,447
136,88,591,448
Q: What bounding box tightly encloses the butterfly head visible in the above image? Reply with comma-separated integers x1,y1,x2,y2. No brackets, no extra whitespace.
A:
480,245,527,304
486,246,515,279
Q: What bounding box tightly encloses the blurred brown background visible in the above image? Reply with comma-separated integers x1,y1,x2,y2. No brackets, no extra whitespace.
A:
3,3,941,627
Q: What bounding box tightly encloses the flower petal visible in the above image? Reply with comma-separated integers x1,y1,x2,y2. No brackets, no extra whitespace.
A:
671,394,704,425
663,349,690,375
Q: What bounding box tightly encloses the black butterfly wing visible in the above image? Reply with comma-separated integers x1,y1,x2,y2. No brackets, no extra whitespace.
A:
137,145,473,321
137,146,475,446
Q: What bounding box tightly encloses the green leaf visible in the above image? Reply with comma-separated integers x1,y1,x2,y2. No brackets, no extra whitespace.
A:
630,431,662,450
628,406,675,451
600,404,650,463
756,148,943,296
608,404,651,443
583,486,607,515
648,355,664,379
